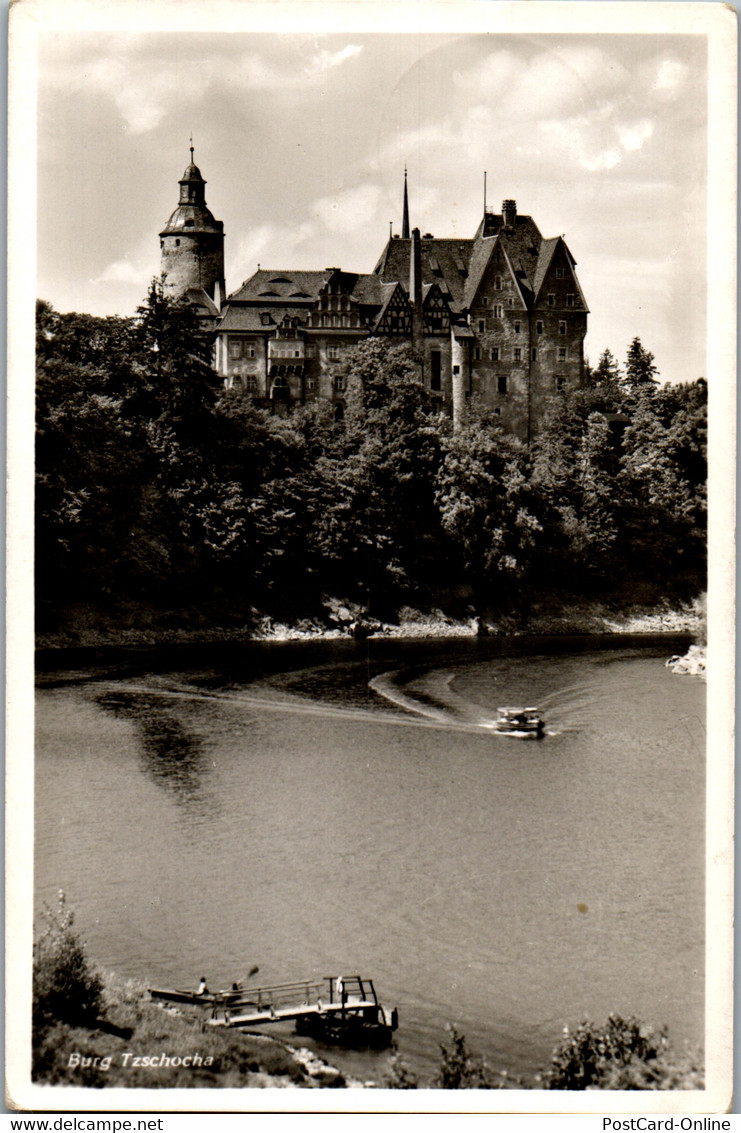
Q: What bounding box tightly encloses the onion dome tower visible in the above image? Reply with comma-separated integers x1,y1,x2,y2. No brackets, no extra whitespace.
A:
159,145,225,304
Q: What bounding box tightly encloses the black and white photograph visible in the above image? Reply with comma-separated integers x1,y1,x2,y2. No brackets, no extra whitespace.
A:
7,0,735,1117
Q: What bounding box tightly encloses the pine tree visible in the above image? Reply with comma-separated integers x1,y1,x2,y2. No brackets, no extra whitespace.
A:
623,336,659,389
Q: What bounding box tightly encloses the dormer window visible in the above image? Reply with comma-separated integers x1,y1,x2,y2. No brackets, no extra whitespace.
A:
261,313,272,326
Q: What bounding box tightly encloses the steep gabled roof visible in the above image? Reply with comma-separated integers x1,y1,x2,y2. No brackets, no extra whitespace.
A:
372,281,410,329
531,237,561,299
373,237,475,310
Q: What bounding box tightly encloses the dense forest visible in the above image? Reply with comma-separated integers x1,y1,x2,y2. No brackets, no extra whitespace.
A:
36,286,707,638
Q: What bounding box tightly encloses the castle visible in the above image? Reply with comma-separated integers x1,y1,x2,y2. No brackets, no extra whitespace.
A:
160,149,588,440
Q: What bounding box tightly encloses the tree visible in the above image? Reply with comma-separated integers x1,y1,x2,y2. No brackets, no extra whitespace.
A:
33,892,103,1031
435,406,539,618
623,337,659,389
585,348,622,391
543,1014,703,1090
313,339,449,617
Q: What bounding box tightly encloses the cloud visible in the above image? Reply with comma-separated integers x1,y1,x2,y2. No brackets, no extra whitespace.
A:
47,40,364,135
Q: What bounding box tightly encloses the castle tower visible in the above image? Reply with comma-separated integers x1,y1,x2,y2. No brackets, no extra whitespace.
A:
159,146,225,303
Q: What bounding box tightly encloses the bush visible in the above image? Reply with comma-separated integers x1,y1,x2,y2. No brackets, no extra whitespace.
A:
384,1044,418,1089
33,891,104,1031
431,1025,496,1089
543,1014,704,1090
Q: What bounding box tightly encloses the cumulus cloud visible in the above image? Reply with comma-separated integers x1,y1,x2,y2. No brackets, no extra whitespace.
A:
48,40,364,134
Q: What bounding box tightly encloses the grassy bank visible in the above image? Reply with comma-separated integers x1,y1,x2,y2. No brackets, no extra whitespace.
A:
33,969,356,1090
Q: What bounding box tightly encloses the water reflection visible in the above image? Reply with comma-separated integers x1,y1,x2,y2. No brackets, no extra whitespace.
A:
96,690,215,815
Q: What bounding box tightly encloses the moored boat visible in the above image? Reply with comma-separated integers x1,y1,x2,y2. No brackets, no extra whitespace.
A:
493,706,545,738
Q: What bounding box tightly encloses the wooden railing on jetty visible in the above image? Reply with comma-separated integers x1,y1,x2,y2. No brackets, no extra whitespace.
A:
207,975,389,1030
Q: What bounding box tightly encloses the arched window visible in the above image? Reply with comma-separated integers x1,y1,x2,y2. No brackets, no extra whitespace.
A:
334,401,345,422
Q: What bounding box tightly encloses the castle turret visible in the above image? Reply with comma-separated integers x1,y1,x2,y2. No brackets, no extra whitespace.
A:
159,147,225,303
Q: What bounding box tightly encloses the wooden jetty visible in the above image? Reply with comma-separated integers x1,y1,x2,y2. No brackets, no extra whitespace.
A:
207,975,398,1046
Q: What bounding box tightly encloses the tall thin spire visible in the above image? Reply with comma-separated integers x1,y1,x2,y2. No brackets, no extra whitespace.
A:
401,166,410,239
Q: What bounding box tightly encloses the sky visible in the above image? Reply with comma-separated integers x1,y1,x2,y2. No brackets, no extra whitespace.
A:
34,12,712,384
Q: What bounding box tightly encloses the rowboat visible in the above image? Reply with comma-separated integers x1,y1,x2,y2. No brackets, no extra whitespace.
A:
148,985,247,1007
493,706,545,738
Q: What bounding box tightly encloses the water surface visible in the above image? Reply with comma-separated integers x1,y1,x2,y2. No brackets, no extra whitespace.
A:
35,635,705,1084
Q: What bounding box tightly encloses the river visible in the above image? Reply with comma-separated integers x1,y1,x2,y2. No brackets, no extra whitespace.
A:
35,634,705,1086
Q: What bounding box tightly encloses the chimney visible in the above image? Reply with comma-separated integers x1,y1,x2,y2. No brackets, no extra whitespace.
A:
502,199,517,228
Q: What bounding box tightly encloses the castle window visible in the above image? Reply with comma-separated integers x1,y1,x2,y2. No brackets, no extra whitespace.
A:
536,321,543,334
556,267,565,279
481,297,488,306
567,294,575,307
547,294,555,306
491,347,499,361
175,239,180,246
306,375,316,390
559,320,566,335
532,348,538,361
473,347,481,361
514,347,522,361
514,321,521,334
494,276,502,290
453,365,460,375
498,374,508,394
493,407,501,416
327,345,339,360
334,374,345,391
430,351,441,391
229,341,242,359
334,402,345,422
558,347,567,361
493,305,503,318
261,313,272,325
244,375,257,392
477,320,485,333
556,375,567,392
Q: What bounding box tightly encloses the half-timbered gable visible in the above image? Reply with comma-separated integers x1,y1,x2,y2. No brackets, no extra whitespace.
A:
374,283,413,336
423,284,451,335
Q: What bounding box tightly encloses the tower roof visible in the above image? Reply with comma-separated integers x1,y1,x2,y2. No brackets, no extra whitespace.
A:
180,145,205,185
160,144,223,237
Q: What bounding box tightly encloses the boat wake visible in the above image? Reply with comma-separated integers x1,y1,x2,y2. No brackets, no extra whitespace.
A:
370,669,513,733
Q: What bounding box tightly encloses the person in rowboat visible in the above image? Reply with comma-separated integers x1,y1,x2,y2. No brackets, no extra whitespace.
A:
196,977,209,996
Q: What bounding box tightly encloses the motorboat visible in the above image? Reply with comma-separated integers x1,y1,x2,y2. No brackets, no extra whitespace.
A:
494,706,545,738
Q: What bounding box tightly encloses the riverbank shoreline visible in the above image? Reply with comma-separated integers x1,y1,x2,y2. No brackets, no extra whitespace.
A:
36,599,703,650
32,969,369,1090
